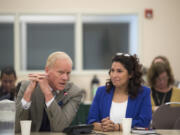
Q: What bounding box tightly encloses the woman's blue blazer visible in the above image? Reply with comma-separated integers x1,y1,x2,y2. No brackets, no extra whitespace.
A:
87,85,152,128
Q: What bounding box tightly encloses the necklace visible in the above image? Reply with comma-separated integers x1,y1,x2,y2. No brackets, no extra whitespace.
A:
155,92,167,105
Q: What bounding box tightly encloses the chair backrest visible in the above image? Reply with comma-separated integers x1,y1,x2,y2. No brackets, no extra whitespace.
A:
70,103,91,126
173,117,180,129
152,102,180,129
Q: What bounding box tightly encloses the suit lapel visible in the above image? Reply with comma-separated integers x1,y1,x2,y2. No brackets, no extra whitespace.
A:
55,83,71,106
54,91,64,105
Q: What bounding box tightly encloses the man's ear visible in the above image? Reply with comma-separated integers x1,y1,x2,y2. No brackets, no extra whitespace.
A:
45,66,49,73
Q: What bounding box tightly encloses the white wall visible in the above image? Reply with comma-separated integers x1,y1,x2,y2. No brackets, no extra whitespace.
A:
1,0,180,101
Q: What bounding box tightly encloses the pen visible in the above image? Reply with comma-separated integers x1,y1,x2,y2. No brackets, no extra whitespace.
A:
134,127,151,130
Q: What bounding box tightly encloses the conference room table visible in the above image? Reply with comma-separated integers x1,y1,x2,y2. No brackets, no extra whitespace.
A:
15,130,180,135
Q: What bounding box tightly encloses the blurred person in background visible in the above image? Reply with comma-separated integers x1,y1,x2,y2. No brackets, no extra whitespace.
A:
0,66,17,101
147,56,180,112
87,53,152,132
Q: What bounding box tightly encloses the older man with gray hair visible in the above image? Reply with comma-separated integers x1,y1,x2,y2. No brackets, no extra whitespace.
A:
15,51,83,132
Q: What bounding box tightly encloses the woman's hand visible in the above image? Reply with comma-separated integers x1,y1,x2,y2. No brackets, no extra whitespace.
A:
101,117,115,132
153,106,159,112
92,117,121,132
92,122,103,131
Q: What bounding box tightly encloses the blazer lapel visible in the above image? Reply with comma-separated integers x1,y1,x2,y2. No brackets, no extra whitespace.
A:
106,88,114,117
126,97,136,118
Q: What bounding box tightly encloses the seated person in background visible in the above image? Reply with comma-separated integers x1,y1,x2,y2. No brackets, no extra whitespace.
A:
87,53,152,132
152,55,180,88
0,66,17,101
15,51,83,132
147,56,180,112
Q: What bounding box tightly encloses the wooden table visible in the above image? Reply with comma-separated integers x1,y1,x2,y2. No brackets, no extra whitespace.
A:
15,130,180,135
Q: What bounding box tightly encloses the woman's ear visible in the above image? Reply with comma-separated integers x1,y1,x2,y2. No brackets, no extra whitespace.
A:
129,72,133,79
109,69,111,75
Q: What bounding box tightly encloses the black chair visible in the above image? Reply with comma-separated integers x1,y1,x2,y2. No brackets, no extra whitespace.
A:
152,102,180,129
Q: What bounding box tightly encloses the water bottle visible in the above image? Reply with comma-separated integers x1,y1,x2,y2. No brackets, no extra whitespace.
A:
0,100,15,135
91,75,100,101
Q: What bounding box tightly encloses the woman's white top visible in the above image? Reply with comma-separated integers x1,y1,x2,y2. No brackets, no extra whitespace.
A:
110,100,128,124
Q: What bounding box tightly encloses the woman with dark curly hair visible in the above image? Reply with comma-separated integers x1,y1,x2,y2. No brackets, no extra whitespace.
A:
147,56,180,112
87,53,152,132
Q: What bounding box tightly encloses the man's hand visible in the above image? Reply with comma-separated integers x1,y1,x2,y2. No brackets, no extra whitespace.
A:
23,73,53,102
28,73,49,93
23,74,38,102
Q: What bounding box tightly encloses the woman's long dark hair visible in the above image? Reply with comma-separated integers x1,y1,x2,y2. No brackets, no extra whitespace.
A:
106,54,143,99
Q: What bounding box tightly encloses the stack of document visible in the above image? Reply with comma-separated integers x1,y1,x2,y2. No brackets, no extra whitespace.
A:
131,127,157,134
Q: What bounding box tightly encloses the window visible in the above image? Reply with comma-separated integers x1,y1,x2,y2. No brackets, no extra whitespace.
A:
20,15,75,70
82,15,138,70
0,16,14,69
